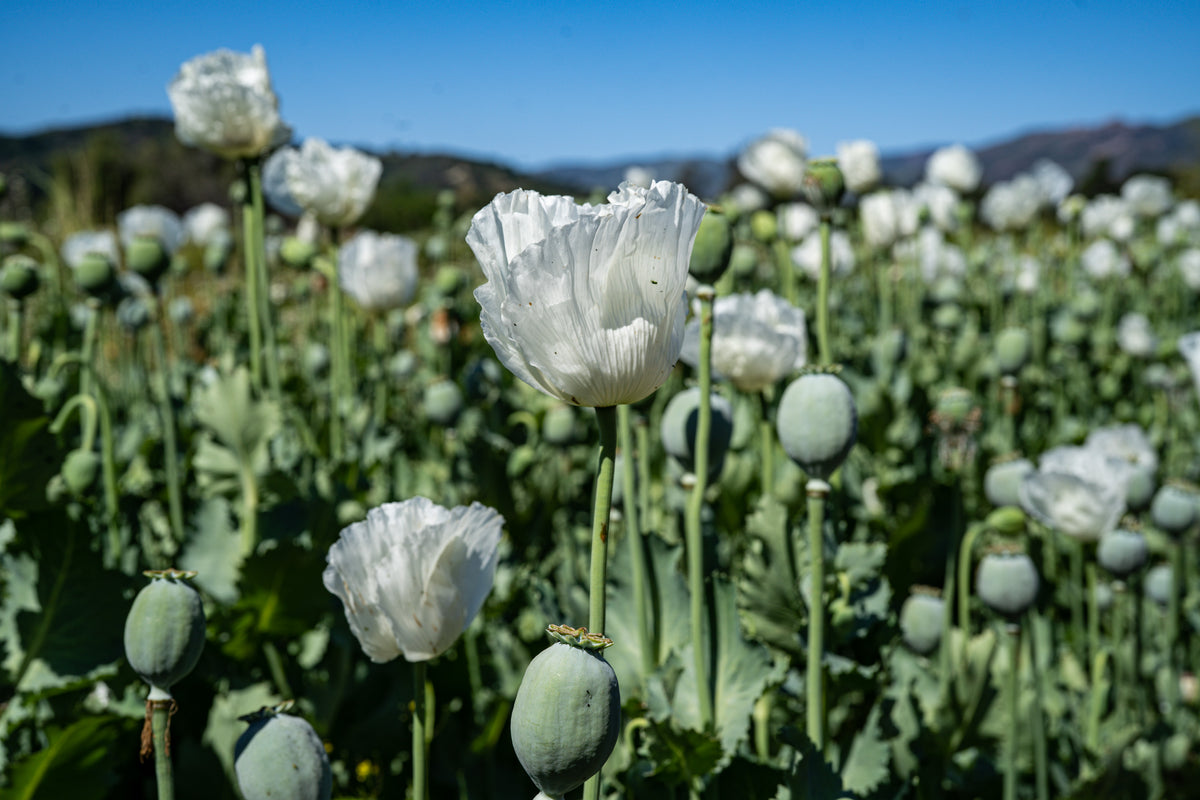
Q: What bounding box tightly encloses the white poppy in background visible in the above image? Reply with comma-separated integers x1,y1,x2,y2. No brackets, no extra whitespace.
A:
263,138,382,228
1081,195,1135,241
1116,311,1158,358
117,205,185,254
1019,447,1127,542
183,203,231,247
737,128,808,199
897,226,965,283
980,175,1041,232
836,139,882,194
323,498,504,663
726,183,769,214
858,191,900,249
1086,423,1158,476
61,230,119,269
468,181,705,407
1157,200,1200,246
1080,238,1131,280
679,289,806,393
167,45,291,160
338,230,420,312
1030,159,1074,207
925,144,982,194
913,182,960,232
1178,248,1200,290
623,165,654,189
777,202,819,241
1122,174,1173,218
791,229,855,281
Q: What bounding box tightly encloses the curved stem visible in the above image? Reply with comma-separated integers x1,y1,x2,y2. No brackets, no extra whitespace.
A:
149,307,185,545
687,288,715,731
80,302,99,399
806,480,829,750
817,218,832,365
619,405,655,678
957,522,984,638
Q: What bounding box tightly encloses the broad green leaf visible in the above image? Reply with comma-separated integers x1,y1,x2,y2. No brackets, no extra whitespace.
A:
0,362,60,517
840,701,891,795
178,497,243,605
4,715,130,800
192,367,280,464
737,496,809,658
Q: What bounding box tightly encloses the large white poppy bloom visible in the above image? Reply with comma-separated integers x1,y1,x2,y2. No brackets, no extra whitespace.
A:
167,45,291,160
61,230,119,269
263,138,382,228
679,289,806,393
836,139,882,195
338,230,419,311
323,498,504,663
118,205,185,254
467,180,705,407
925,144,982,194
1018,445,1128,541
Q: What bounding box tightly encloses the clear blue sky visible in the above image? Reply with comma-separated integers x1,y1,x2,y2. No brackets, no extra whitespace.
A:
3,1,1198,169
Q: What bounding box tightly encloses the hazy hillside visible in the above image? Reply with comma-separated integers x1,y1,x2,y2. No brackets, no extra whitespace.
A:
2,113,1198,230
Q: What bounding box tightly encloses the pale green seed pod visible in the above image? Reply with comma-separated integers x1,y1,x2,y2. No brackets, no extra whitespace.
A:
423,380,463,426
126,236,170,283
689,210,734,282
75,252,116,296
1151,485,1197,536
1,254,39,300
510,627,620,800
776,372,857,480
1145,564,1173,607
235,704,332,800
899,590,944,655
976,550,1039,618
660,387,734,481
984,458,1033,508
994,327,1031,375
123,570,206,699
61,449,100,495
1097,529,1148,578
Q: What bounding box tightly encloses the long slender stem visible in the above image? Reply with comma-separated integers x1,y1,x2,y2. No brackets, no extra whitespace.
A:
80,302,99,398
687,288,715,731
373,314,389,425
817,218,832,365
262,640,293,699
957,522,984,637
149,306,185,545
240,464,259,557
151,701,175,800
773,238,795,307
412,660,428,800
248,160,282,404
1027,610,1050,800
619,404,655,678
240,162,264,390
1004,625,1021,800
759,392,774,499
939,486,963,702
328,230,345,461
806,479,828,750
1070,538,1085,662
6,302,20,365
1086,557,1100,668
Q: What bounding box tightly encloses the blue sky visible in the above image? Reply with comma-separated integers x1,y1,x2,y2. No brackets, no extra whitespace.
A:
3,1,1198,169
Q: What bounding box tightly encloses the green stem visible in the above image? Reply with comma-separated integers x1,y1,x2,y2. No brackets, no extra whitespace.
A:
588,405,619,635
412,660,428,800
1004,625,1021,800
806,480,828,750
619,404,655,678
1027,610,1050,800
248,160,282,404
817,219,832,364
373,314,389,425
1112,583,1128,727
80,302,99,398
151,701,175,800
149,308,185,545
240,162,264,390
1086,557,1100,669
1070,538,1085,662
1086,649,1110,754
328,232,346,461
262,640,293,699
773,237,795,307
939,488,963,702
759,392,774,499
687,287,715,731
6,302,19,364
876,251,893,333
637,416,652,552
240,464,259,558
957,522,984,638
753,692,773,763
1166,541,1182,723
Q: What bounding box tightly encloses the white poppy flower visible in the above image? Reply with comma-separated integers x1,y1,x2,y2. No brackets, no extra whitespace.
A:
836,139,882,195
61,230,119,268
859,191,900,249
1116,312,1158,358
925,144,982,194
1019,445,1129,541
118,205,185,254
777,202,819,241
1178,248,1200,290
912,182,960,232
263,138,382,228
679,289,806,393
791,229,855,281
737,129,808,199
323,498,504,663
467,180,705,407
1086,423,1158,474
1122,174,1173,218
1082,195,1135,241
167,45,291,160
1180,331,1200,398
1081,239,1130,280
338,230,420,311
183,203,231,247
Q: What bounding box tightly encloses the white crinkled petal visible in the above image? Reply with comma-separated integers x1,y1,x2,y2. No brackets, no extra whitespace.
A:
1019,471,1123,541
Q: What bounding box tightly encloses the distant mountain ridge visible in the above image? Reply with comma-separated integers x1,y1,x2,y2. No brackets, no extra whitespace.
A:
2,114,1197,226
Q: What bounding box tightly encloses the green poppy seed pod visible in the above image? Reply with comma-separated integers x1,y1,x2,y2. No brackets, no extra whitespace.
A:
235,705,332,800
976,551,1039,618
899,590,944,655
1097,529,1147,579
435,265,467,296
425,233,449,262
984,458,1033,508
985,505,1027,536
0,220,28,246
424,380,463,426
802,158,845,211
1050,311,1087,346
1124,467,1156,512
660,387,734,481
932,303,962,331
1151,485,1197,535
729,242,759,278
126,236,170,283
74,252,117,296
0,254,40,300
542,405,578,446
749,209,777,242
61,449,100,495
688,210,734,282
777,373,857,480
1070,289,1101,321
123,569,206,699
510,627,621,800
931,276,963,304
280,236,317,268
994,327,1031,375
1145,564,1173,607
934,386,975,426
